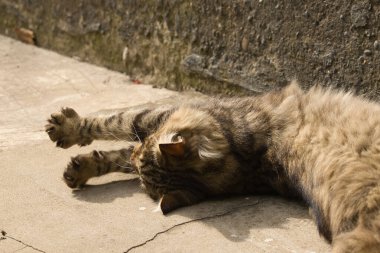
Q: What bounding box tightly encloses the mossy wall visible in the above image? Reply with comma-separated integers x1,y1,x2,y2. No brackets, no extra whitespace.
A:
1,0,380,97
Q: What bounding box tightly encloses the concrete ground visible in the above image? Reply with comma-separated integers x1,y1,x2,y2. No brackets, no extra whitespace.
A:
0,35,331,253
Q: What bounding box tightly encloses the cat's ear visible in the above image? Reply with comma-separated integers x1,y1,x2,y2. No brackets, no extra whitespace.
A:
159,133,185,157
159,142,185,157
160,190,200,214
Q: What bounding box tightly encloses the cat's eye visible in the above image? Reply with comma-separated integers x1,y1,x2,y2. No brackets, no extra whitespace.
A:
171,133,183,143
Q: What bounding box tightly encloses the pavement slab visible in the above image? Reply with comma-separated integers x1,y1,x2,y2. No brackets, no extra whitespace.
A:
0,35,331,253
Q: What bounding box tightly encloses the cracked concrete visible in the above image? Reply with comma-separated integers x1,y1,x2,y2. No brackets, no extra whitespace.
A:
0,35,331,253
1,231,45,253
124,202,261,253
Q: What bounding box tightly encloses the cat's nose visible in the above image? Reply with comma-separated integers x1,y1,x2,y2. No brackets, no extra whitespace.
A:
133,143,142,153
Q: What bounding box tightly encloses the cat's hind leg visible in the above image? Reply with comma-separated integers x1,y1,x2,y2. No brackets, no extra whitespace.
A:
63,147,135,189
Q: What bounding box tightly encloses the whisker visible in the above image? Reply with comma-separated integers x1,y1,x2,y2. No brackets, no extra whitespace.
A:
118,156,133,164
131,123,142,143
100,129,142,143
101,131,127,141
101,131,137,142
110,161,134,171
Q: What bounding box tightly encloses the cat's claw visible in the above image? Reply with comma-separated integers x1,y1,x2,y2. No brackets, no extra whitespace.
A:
70,157,81,169
49,113,65,125
61,107,79,118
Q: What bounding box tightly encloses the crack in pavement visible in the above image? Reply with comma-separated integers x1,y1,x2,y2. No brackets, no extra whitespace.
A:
124,200,260,253
1,230,46,253
12,246,27,253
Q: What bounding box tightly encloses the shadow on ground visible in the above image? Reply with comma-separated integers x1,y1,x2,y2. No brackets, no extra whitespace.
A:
72,177,142,203
73,176,312,243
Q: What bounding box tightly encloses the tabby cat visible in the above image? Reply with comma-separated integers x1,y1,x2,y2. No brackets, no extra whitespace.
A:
45,81,380,253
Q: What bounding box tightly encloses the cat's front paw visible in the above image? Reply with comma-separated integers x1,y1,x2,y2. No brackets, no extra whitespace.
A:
63,151,102,188
45,107,92,148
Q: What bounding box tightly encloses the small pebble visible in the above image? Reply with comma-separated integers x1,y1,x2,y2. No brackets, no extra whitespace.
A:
374,40,380,51
241,37,249,51
122,47,128,62
138,207,146,211
364,49,372,56
264,238,274,242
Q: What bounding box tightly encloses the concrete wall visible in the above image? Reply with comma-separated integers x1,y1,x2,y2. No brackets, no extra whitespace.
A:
1,0,379,97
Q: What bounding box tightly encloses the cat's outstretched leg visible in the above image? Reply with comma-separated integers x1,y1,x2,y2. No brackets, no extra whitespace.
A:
63,147,135,189
45,106,173,148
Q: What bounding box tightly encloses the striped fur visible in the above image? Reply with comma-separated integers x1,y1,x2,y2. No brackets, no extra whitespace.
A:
46,81,380,252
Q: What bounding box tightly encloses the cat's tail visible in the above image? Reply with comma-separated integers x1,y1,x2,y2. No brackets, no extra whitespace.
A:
332,216,380,253
333,185,380,253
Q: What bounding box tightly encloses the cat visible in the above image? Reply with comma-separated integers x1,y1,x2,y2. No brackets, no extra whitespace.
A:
45,81,380,253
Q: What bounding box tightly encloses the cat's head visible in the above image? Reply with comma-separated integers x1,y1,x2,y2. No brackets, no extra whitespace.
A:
130,107,232,214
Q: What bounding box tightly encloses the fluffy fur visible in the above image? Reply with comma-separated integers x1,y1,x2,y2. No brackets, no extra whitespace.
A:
46,81,380,252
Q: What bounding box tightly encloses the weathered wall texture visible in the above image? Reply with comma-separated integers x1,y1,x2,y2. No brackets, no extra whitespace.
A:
1,0,380,97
